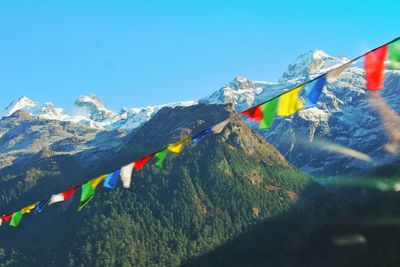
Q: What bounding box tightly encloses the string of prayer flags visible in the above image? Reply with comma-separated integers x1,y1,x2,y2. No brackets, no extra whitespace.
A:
304,75,327,108
277,86,304,116
241,85,304,129
389,39,400,70
167,138,190,153
103,170,121,189
34,199,50,214
192,128,211,145
119,163,134,188
211,118,230,134
2,37,400,229
78,175,107,211
155,149,169,167
364,46,388,91
240,99,278,130
10,211,24,227
9,203,39,227
49,185,80,205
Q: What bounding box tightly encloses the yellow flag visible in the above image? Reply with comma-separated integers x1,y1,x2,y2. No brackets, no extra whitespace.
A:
277,86,304,116
21,202,38,214
167,138,189,153
89,174,107,189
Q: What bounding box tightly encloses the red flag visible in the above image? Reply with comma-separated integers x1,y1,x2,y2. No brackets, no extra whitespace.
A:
364,45,388,91
2,213,13,222
134,153,155,171
240,105,263,122
63,185,80,200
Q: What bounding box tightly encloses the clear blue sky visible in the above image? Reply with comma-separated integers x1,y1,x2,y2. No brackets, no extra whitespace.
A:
0,0,398,111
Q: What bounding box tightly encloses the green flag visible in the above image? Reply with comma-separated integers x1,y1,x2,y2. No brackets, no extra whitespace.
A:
389,39,400,70
155,149,169,167
259,98,279,129
78,175,106,211
78,183,95,211
10,211,23,227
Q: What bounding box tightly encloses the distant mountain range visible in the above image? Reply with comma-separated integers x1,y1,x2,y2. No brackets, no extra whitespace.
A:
1,95,196,130
1,49,399,175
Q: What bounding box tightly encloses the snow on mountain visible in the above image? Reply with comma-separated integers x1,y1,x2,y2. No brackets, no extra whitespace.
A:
72,94,115,121
201,50,400,175
279,50,349,82
2,49,398,175
1,94,197,131
1,96,38,117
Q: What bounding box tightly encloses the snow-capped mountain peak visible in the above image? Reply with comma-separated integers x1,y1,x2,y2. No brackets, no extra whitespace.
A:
32,102,64,120
73,94,115,121
2,96,38,117
279,50,349,82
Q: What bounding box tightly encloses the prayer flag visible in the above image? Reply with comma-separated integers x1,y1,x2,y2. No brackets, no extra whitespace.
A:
167,138,189,153
192,128,211,145
155,149,169,167
364,45,388,91
277,86,304,116
259,98,279,129
2,213,12,222
304,75,327,108
134,153,155,171
10,211,23,227
78,175,106,211
49,185,80,205
211,119,230,134
326,61,353,83
120,163,134,188
103,170,121,189
34,199,50,214
389,39,400,70
21,203,38,214
240,106,263,122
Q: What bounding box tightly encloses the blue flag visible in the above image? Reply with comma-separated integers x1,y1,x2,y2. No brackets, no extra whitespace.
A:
305,75,326,108
192,128,211,145
34,198,50,214
103,170,120,189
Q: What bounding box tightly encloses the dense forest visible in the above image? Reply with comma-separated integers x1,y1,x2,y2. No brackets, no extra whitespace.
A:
2,104,399,266
0,105,312,266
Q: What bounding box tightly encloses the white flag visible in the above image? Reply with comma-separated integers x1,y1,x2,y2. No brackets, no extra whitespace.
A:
326,61,353,83
120,163,134,188
49,193,65,205
211,118,230,134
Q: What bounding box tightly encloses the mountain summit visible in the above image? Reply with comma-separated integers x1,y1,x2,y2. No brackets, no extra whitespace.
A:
1,96,38,117
279,50,349,82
